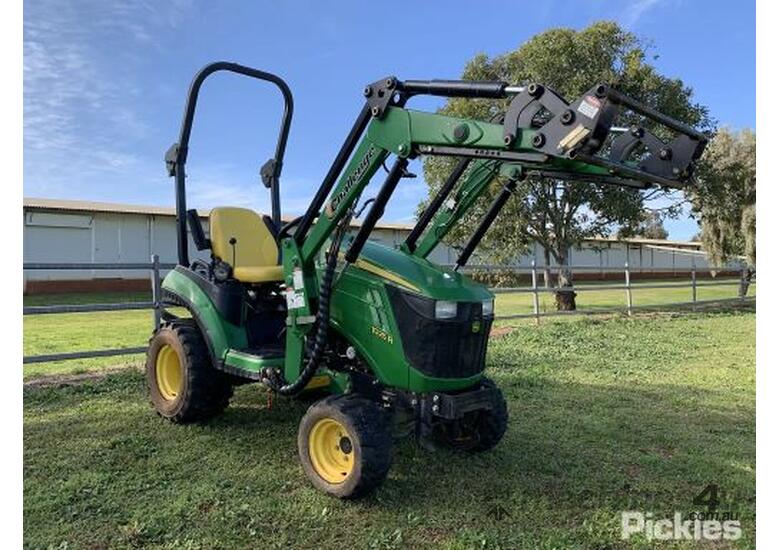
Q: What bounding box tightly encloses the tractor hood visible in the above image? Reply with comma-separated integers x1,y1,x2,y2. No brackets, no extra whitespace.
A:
350,241,492,302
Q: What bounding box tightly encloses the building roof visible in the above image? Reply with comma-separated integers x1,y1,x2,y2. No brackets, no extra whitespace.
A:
25,197,191,217
587,235,702,248
23,197,702,247
22,197,414,231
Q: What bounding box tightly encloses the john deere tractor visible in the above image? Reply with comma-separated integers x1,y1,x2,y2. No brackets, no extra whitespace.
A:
148,62,707,498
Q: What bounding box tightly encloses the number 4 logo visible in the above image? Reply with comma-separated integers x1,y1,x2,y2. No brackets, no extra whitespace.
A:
693,484,720,511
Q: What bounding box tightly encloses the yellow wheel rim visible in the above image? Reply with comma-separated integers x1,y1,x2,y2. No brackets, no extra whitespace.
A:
308,418,354,484
155,344,182,401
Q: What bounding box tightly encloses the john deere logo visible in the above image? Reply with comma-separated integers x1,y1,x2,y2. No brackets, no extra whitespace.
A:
471,321,481,333
326,146,376,218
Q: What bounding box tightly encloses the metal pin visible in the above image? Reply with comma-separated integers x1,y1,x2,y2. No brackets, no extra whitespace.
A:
504,85,527,94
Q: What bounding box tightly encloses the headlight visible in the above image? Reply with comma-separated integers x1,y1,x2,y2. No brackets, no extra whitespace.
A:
434,300,458,319
482,299,494,316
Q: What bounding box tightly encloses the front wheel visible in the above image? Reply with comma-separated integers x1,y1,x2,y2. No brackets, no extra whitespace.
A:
433,378,508,452
298,394,393,498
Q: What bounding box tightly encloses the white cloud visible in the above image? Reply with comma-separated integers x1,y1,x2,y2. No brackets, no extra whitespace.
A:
23,0,193,197
621,0,665,28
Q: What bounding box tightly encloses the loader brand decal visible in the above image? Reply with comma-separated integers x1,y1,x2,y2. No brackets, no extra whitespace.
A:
577,95,601,119
325,145,377,218
371,325,394,345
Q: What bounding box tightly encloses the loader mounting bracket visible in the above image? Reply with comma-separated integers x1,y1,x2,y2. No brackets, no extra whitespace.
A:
502,82,708,188
364,76,408,119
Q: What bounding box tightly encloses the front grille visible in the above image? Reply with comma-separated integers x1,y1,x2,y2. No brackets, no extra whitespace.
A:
386,285,492,379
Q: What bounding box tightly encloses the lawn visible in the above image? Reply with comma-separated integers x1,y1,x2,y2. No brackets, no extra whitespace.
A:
24,309,755,548
494,277,754,317
23,279,754,378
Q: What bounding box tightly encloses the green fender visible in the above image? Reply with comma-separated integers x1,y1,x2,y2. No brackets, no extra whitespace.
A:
161,268,247,364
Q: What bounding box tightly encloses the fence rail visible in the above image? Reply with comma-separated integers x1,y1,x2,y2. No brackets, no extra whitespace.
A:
22,257,755,364
491,260,753,322
23,262,177,271
23,256,165,364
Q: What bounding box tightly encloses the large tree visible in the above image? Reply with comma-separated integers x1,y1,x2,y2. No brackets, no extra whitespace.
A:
689,128,756,293
422,21,710,309
618,210,669,240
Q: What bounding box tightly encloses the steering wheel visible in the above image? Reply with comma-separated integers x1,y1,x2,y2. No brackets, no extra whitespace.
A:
278,215,304,240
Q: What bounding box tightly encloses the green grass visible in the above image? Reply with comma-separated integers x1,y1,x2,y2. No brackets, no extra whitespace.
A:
23,292,180,378
23,308,151,378
494,277,755,317
23,291,151,306
23,282,755,379
24,310,755,548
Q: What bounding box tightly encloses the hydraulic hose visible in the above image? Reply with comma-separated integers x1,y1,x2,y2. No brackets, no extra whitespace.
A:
261,208,352,396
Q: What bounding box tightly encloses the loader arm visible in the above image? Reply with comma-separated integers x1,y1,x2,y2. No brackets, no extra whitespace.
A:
403,158,506,259
276,76,707,389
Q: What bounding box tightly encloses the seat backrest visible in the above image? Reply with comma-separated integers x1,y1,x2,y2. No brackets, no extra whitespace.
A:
209,207,279,269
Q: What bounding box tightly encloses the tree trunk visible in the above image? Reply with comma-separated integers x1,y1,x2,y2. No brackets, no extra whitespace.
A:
554,247,577,311
739,267,755,299
542,248,553,288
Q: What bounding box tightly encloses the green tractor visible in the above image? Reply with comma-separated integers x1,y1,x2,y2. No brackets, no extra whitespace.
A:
148,62,707,498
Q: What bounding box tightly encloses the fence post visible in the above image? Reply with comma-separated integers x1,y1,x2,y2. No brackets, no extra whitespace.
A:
151,254,162,330
691,260,697,310
739,266,747,301
624,262,633,316
531,260,540,325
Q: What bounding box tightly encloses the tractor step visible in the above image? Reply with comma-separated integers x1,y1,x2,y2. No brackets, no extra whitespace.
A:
220,345,284,380
219,346,333,391
242,344,285,358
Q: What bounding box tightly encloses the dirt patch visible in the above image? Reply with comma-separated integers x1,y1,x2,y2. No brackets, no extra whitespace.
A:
654,447,675,459
624,463,642,478
24,366,141,389
489,326,515,339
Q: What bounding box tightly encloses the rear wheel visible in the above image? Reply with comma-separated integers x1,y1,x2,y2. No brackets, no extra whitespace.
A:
433,378,508,452
146,319,233,423
298,394,393,498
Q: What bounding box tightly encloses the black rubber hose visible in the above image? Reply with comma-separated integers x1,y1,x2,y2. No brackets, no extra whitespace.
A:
261,215,347,396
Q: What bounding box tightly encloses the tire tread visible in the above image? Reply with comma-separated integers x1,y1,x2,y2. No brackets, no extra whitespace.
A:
147,319,233,423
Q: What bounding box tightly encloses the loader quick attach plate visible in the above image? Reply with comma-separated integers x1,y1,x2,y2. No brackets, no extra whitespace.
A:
502,82,708,189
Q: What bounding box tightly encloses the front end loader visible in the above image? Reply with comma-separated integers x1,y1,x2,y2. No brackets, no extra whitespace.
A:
147,62,707,498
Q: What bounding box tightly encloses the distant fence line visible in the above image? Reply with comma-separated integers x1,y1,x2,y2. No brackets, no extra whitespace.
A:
22,257,755,364
479,260,754,323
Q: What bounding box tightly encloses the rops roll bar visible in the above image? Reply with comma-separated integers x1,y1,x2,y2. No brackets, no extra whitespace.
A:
165,61,294,267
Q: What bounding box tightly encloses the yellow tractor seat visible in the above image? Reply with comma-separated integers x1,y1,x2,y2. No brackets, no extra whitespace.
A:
209,207,283,283
233,265,284,283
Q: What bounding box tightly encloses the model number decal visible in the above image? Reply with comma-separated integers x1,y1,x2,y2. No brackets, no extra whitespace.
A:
371,325,394,345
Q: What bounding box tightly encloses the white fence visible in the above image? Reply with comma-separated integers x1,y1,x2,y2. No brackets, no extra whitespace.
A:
22,259,755,364
468,262,754,322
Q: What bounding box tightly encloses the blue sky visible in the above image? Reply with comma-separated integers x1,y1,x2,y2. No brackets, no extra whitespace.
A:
23,0,755,240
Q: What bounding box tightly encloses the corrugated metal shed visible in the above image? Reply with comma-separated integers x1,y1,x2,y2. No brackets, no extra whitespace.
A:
23,197,727,293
